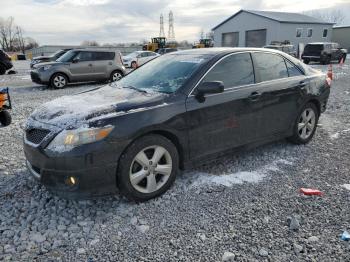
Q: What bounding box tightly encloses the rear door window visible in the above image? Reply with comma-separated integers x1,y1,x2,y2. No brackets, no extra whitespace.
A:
285,60,303,77
252,52,288,82
201,52,255,89
93,52,115,60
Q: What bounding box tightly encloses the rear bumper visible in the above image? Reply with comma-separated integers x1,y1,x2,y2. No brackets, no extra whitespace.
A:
302,55,321,61
2,61,13,70
319,88,330,113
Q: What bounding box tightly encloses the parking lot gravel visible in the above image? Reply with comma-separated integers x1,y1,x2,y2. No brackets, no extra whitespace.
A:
0,60,350,261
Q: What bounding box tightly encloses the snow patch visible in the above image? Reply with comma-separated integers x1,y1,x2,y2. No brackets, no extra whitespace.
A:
184,159,293,188
330,133,340,140
341,184,350,191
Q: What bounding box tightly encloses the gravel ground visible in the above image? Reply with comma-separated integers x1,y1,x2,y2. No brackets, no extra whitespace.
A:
0,60,350,261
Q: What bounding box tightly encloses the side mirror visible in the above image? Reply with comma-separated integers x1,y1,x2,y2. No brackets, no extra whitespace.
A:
195,81,224,102
72,58,79,63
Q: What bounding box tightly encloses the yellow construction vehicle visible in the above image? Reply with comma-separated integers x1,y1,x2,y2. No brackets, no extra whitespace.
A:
143,37,177,52
143,37,167,52
192,38,214,49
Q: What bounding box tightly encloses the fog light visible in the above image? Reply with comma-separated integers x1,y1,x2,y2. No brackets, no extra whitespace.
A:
65,176,77,187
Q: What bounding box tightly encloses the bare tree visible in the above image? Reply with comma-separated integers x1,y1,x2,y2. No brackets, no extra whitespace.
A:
0,16,36,52
305,9,345,25
25,37,39,50
0,17,16,50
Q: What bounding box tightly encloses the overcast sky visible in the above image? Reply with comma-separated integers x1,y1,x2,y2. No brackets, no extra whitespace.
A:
1,0,350,45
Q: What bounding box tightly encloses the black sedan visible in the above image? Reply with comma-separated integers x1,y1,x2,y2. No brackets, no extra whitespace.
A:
24,48,330,201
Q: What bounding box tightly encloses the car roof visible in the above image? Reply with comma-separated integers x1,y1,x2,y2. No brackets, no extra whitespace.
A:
306,42,336,45
71,48,118,52
172,47,288,56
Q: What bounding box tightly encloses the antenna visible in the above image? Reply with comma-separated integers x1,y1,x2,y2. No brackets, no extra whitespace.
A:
168,11,175,42
159,14,165,37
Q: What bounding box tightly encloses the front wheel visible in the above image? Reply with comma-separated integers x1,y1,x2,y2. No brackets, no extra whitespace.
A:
50,73,68,89
303,59,310,64
288,103,319,144
117,135,179,202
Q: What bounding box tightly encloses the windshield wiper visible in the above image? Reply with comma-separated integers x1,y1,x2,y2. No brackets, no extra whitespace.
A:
124,86,148,94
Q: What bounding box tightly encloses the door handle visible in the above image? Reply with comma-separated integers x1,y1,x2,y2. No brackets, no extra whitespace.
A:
248,91,261,101
108,62,113,65
88,64,93,67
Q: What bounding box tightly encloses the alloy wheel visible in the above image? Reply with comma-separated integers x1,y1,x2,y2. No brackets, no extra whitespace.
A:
112,72,122,81
54,75,66,88
129,145,172,194
298,108,316,140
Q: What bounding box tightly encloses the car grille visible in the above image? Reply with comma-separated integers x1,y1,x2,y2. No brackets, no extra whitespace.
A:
26,128,51,144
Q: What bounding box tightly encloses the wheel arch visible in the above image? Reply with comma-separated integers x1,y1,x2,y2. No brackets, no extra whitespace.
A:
307,98,321,116
118,129,185,171
50,71,70,83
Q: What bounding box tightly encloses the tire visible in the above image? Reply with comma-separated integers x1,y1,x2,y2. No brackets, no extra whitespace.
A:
303,59,310,64
0,110,11,127
131,61,137,69
288,103,319,145
0,64,6,75
110,70,124,82
322,56,331,65
339,54,346,63
117,134,179,202
50,73,68,89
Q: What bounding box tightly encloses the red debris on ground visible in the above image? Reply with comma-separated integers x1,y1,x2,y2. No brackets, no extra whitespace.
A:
300,188,324,196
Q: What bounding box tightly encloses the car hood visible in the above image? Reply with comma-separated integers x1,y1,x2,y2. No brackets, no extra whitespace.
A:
29,85,167,129
32,56,52,60
33,61,64,68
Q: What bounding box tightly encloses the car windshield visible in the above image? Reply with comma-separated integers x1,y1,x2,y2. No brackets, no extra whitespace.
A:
50,50,64,58
56,50,78,62
126,52,140,58
116,53,212,94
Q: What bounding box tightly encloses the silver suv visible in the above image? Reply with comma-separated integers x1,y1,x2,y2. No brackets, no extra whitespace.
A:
30,49,126,88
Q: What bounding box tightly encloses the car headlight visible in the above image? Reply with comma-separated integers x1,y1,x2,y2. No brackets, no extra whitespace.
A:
41,65,52,71
47,126,114,152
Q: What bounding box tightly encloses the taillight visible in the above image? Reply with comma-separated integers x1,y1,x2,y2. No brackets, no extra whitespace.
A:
118,53,122,64
326,77,332,87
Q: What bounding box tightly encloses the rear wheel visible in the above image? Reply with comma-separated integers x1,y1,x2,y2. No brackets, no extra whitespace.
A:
288,103,319,144
50,73,68,89
117,134,179,202
303,59,310,64
0,110,11,127
131,61,137,69
0,64,6,75
339,54,346,63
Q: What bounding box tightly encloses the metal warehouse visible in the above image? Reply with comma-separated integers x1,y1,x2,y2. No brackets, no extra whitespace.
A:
332,26,350,51
212,10,333,53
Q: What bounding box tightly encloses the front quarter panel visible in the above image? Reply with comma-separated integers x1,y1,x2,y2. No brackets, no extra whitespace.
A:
94,93,189,162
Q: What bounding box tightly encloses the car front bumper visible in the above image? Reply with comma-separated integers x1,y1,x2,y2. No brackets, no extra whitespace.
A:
30,69,51,85
23,122,124,199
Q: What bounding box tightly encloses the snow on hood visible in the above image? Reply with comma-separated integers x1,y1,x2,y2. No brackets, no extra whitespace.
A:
29,85,166,129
